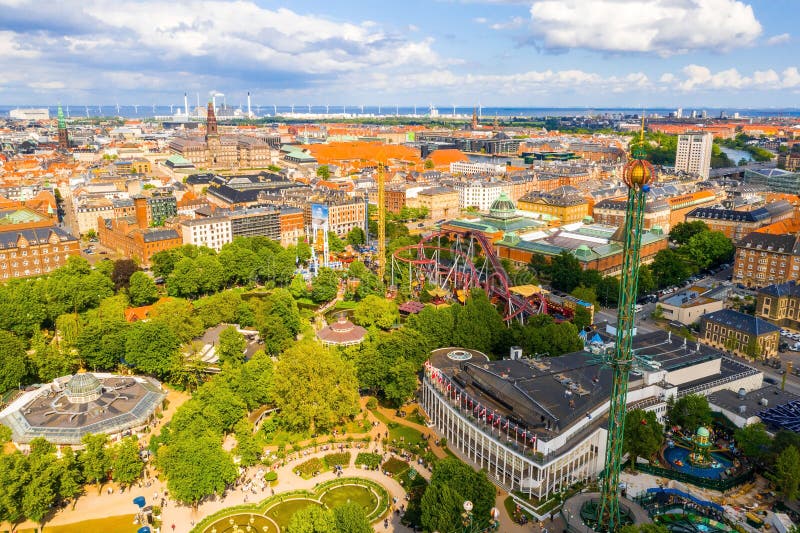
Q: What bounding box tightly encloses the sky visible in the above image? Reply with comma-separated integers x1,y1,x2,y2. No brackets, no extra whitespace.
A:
0,0,798,108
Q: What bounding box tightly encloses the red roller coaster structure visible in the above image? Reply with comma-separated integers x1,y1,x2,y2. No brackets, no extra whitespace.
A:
391,230,547,322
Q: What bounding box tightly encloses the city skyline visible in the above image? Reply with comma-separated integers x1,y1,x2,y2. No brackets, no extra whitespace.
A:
0,0,798,107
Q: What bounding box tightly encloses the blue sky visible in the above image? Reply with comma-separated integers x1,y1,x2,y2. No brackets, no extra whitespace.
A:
0,0,797,107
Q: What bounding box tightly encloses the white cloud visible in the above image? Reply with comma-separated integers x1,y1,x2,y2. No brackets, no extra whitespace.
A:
28,81,65,89
666,64,800,91
766,33,791,46
490,16,525,30
527,0,762,55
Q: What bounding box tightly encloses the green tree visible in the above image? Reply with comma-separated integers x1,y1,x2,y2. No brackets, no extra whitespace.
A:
0,330,27,392
651,249,693,289
272,342,360,432
424,158,435,170
670,221,709,245
0,452,28,524
217,326,247,366
150,298,204,343
316,165,331,179
127,271,159,306
311,267,340,303
125,321,182,379
287,505,336,533
111,259,140,291
734,423,772,461
289,274,309,299
76,319,129,371
548,251,583,292
80,433,110,491
346,227,366,247
667,394,712,430
770,445,800,500
327,231,346,253
218,240,260,285
405,305,454,348
352,295,399,329
421,458,496,533
571,285,599,307
225,350,274,410
158,434,238,507
111,436,144,487
681,230,734,270
452,289,505,355
573,306,592,331
624,409,664,467
333,501,372,533
233,418,261,467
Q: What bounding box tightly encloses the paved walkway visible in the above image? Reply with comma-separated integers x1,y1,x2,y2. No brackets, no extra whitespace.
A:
6,398,436,532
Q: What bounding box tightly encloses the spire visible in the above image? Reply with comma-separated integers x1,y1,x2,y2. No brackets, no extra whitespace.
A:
205,100,218,140
57,105,66,130
57,105,69,151
631,110,647,160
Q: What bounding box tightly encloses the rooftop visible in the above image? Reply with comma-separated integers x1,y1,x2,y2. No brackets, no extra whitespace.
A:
0,373,166,445
702,309,780,336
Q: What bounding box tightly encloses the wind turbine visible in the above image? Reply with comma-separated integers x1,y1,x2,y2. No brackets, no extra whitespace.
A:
273,104,277,115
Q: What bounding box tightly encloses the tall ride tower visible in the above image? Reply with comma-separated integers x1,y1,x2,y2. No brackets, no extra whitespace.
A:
596,118,655,532
57,106,69,151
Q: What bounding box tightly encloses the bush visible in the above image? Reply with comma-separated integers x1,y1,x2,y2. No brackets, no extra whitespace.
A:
264,471,278,483
295,457,324,478
324,452,351,469
366,397,378,410
355,453,381,469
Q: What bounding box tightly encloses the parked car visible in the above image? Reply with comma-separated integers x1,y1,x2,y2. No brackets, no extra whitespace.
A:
764,377,778,385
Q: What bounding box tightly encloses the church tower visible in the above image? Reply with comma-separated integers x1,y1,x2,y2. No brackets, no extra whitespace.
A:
205,100,220,167
471,107,478,130
57,106,69,151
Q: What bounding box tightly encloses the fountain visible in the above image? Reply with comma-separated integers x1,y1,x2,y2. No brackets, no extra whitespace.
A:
687,427,714,468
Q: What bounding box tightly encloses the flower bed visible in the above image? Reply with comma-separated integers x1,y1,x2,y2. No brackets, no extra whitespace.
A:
382,457,409,475
294,457,324,478
355,452,381,469
323,452,351,469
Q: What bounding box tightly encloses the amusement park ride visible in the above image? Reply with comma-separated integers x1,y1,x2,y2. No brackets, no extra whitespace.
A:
595,119,656,532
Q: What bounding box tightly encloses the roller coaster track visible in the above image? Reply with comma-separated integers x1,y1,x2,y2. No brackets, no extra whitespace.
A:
391,230,545,322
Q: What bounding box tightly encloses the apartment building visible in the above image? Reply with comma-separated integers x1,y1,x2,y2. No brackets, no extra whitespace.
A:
0,207,80,281
685,201,794,242
406,187,459,221
756,281,800,331
675,132,713,179
701,309,780,360
733,232,800,288
180,216,232,252
593,197,670,232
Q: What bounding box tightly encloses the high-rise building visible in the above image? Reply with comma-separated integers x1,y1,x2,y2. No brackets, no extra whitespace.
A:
675,132,713,178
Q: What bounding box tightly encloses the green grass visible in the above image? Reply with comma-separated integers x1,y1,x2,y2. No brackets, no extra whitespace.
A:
319,485,378,515
334,300,358,310
193,478,391,533
382,458,409,475
370,409,424,443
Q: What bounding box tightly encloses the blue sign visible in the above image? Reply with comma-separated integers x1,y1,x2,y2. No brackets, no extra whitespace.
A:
133,496,146,508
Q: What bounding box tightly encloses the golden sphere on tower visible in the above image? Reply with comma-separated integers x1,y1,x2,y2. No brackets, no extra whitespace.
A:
623,159,655,189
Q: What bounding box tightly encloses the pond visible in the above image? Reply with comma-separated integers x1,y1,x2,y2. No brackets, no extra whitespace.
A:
718,146,752,164
319,484,379,515
663,446,733,480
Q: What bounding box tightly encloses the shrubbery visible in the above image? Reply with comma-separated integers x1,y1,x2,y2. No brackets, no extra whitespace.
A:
323,452,351,469
294,457,324,477
355,453,381,469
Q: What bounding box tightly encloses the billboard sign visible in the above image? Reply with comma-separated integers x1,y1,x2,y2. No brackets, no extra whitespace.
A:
311,203,329,226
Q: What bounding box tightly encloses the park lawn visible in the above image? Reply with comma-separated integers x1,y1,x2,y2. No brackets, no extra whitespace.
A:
18,514,140,533
370,410,424,443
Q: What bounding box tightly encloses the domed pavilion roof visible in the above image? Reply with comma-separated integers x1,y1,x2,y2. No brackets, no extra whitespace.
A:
489,192,516,220
696,426,710,438
65,372,103,404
